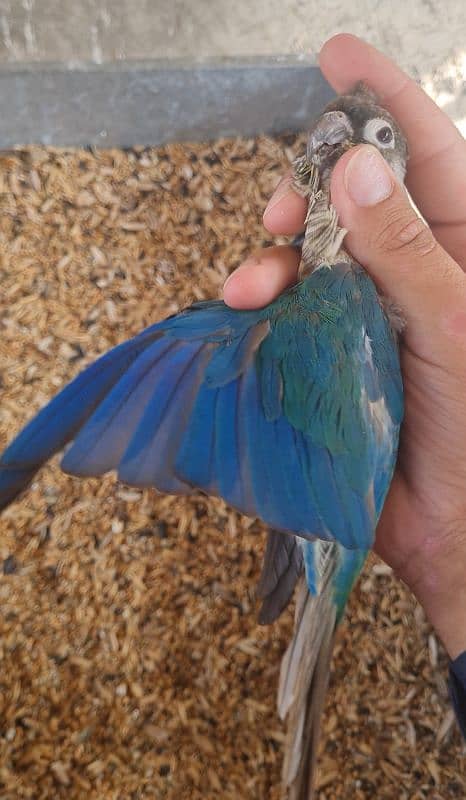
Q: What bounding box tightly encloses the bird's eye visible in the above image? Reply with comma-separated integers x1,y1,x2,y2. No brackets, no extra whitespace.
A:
362,118,396,149
376,126,393,144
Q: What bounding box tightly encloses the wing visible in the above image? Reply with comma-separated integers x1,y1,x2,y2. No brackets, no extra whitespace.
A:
0,262,403,550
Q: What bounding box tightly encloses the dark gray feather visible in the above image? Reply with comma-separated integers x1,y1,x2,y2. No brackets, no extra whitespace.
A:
256,530,304,625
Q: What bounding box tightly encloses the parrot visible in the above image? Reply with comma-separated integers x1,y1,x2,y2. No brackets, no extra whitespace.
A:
0,83,408,798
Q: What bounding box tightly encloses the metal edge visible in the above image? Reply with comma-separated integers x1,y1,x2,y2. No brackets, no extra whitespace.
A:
0,54,318,74
0,56,334,148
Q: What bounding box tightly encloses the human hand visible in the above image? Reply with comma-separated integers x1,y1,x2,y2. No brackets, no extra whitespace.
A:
223,34,466,659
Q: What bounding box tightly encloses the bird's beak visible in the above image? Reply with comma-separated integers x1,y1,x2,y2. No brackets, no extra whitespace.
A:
306,111,353,163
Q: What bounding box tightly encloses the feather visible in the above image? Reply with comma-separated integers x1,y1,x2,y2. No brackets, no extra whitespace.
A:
257,531,304,625
0,263,402,554
118,343,210,492
0,327,165,509
60,338,178,476
277,541,366,799
204,321,269,387
240,368,327,538
278,574,336,799
174,379,220,492
213,376,255,513
257,352,282,422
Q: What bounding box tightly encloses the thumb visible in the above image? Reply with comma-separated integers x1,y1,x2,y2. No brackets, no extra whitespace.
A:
330,145,466,364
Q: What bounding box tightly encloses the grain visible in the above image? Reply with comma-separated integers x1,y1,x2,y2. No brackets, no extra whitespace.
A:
0,138,464,798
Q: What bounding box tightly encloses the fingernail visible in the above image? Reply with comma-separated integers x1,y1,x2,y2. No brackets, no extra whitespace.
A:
263,175,295,218
344,146,394,207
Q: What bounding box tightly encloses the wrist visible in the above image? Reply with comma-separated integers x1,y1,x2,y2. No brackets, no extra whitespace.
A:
403,527,466,660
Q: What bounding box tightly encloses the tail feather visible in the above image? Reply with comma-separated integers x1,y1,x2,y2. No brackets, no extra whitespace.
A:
278,575,336,799
257,530,304,625
256,531,338,797
276,541,367,799
279,576,336,798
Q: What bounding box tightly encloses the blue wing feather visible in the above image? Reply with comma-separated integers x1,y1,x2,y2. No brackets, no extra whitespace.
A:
1,328,164,469
243,365,302,533
117,342,206,491
174,380,220,491
204,322,269,387
0,261,403,553
60,338,177,476
213,378,250,510
258,354,282,422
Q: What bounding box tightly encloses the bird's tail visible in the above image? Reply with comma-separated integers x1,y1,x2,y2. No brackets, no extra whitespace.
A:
277,571,336,800
274,540,367,800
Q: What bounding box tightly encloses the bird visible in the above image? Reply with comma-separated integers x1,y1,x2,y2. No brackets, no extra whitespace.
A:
0,83,408,798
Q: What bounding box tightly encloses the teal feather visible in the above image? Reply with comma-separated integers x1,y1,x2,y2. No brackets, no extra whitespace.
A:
302,539,367,623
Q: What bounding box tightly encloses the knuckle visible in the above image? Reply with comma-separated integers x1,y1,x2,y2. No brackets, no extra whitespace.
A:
372,208,437,258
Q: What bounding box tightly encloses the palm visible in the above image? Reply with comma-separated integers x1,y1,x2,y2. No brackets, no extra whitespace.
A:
376,209,466,579
376,347,466,581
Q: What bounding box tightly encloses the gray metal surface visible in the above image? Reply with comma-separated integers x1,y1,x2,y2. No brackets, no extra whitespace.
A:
0,58,334,147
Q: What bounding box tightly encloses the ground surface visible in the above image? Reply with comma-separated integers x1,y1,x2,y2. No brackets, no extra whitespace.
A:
0,137,464,799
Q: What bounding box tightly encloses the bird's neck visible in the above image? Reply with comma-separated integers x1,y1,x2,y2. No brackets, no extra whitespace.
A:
293,156,349,278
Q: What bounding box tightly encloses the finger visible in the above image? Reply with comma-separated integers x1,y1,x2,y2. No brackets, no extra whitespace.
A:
262,172,307,235
330,145,466,368
320,34,466,229
223,245,300,309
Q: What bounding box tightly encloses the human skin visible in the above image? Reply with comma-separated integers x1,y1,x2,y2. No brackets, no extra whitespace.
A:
223,34,466,660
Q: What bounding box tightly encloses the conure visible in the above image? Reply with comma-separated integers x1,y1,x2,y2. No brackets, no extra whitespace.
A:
0,83,408,799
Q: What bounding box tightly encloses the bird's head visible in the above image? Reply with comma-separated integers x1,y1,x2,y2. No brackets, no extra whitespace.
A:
307,82,408,184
